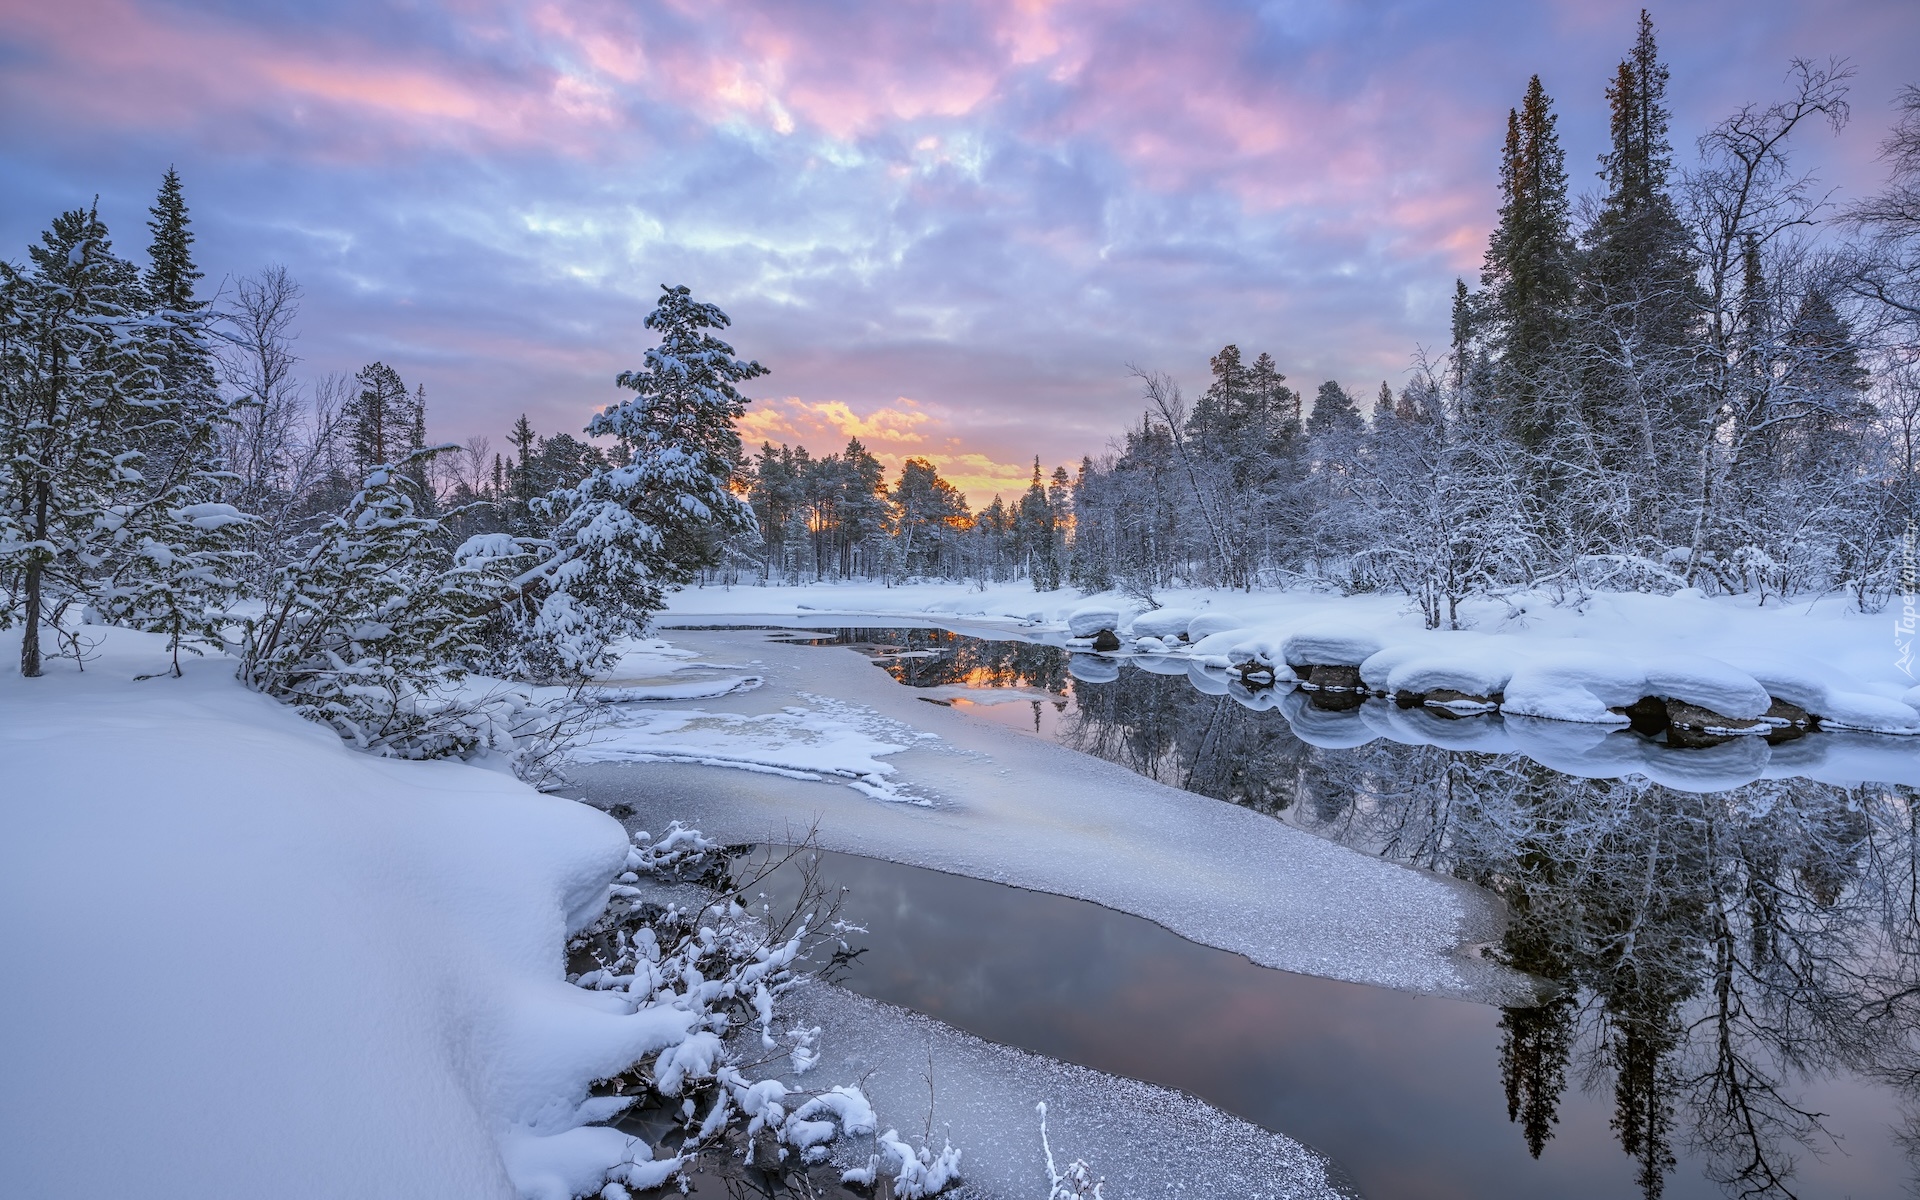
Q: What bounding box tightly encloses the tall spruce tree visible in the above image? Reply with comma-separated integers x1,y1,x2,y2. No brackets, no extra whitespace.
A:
1483,75,1575,454
1577,11,1699,542
2,208,172,674
137,169,223,482
145,168,203,316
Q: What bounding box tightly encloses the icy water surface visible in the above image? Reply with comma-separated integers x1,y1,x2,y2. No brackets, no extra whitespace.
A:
775,626,1920,1200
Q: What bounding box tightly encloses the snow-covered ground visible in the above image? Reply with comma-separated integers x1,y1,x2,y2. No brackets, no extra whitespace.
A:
0,627,689,1199
666,580,1920,733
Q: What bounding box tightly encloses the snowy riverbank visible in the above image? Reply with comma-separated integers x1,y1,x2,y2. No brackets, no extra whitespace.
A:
0,628,689,1198
666,581,1920,736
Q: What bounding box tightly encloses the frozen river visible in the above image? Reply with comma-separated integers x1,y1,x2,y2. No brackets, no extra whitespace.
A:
571,620,1919,1199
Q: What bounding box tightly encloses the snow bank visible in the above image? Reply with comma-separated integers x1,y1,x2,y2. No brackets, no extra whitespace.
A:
1129,607,1197,639
1502,652,1646,724
1282,624,1387,668
667,581,1920,734
0,629,675,1200
1642,653,1771,720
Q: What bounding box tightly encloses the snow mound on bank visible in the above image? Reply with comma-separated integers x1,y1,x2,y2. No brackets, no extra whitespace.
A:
1129,608,1198,639
1502,652,1647,724
1643,653,1771,720
1361,633,1519,698
1065,604,1125,637
0,628,675,1200
1186,612,1246,642
1283,625,1387,668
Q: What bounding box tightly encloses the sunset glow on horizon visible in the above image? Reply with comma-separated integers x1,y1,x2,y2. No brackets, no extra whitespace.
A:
4,0,1916,503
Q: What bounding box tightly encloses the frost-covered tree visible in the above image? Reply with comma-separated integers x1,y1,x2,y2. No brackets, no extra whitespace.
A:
1,208,160,674
504,285,762,682
238,455,530,757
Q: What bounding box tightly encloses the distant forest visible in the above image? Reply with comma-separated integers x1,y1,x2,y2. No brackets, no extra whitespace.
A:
681,15,1914,625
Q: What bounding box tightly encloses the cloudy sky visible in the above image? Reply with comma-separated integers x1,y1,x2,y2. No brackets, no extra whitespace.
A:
3,0,1915,500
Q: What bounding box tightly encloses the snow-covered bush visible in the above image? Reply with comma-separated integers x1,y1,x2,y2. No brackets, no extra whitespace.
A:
564,827,963,1197
237,458,535,758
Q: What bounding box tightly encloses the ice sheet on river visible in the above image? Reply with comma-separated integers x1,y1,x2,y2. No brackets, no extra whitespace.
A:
573,628,1524,1002
777,976,1351,1200
575,694,935,803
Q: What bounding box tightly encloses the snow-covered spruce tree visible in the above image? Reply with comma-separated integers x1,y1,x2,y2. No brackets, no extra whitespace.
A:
0,205,187,676
94,174,255,676
238,454,532,757
502,285,761,682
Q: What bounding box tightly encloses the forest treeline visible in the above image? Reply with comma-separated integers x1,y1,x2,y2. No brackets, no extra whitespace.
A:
690,16,1916,625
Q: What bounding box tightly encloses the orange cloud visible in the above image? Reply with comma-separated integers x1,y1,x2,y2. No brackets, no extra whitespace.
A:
739,397,1038,504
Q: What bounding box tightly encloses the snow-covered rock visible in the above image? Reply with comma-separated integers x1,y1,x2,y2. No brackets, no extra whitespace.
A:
1283,626,1387,669
1642,653,1771,720
1186,612,1246,642
1188,628,1252,660
1502,652,1648,724
1379,640,1522,700
1225,634,1288,671
1066,604,1124,638
1817,691,1920,734
1130,608,1198,639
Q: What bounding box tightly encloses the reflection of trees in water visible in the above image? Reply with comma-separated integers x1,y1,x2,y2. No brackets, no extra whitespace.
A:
805,627,1071,694
1058,670,1920,1200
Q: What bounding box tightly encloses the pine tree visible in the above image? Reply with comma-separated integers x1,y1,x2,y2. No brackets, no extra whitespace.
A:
1,207,166,675
1307,380,1364,436
344,362,414,474
890,458,968,578
1371,381,1396,426
508,284,763,681
1015,457,1058,590
1483,75,1575,452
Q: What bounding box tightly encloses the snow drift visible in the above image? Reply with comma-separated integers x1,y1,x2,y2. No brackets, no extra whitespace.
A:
0,629,677,1200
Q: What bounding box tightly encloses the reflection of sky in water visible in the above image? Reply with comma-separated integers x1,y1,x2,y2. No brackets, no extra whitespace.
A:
749,850,1906,1200
779,628,1920,1200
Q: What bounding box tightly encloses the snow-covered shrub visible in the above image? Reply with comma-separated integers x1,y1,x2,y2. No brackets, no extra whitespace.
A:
565,829,962,1197
95,498,253,676
237,459,535,758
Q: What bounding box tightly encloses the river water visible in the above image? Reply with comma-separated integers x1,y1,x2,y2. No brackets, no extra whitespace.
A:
747,625,1920,1200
